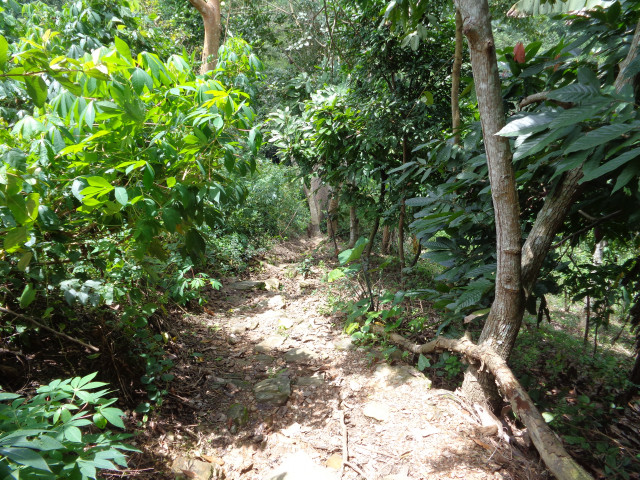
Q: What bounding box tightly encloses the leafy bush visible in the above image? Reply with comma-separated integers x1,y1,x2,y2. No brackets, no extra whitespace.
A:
0,373,136,479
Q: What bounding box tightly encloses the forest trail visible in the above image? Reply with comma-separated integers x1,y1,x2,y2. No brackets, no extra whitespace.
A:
130,237,549,480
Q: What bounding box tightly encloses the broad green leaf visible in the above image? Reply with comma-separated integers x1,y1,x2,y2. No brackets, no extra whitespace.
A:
19,284,36,309
565,123,640,154
64,425,82,443
86,176,113,189
417,354,430,371
0,34,8,69
580,146,640,183
99,407,125,428
114,36,132,61
4,226,28,252
0,447,50,472
549,104,607,130
327,268,345,282
24,75,48,108
37,205,60,230
612,162,640,193
162,207,181,232
547,84,603,104
185,228,206,259
497,111,556,137
114,187,128,206
82,101,96,130
131,67,153,95
338,237,368,265
17,251,32,271
513,126,575,161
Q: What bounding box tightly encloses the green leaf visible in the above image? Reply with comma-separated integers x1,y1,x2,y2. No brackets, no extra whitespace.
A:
0,447,51,472
497,112,556,137
19,284,36,309
99,407,125,429
0,34,8,70
38,205,60,230
580,146,640,183
114,187,128,206
565,123,640,154
64,425,82,443
114,36,132,61
612,162,640,193
185,228,206,259
327,268,345,282
547,84,603,104
338,237,368,265
82,101,96,130
130,68,153,95
549,104,606,130
417,354,430,371
4,226,28,252
542,412,555,423
162,207,181,232
24,75,48,108
17,251,32,271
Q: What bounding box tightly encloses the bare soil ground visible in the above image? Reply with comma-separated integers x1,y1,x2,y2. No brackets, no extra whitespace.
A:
126,237,550,480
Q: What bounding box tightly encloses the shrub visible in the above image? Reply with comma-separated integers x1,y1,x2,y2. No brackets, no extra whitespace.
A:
0,373,136,479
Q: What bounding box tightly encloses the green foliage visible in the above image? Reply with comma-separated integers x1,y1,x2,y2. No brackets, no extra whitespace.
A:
0,373,136,479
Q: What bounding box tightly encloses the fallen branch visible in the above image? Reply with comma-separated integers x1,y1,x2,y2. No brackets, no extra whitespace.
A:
518,91,573,110
372,325,593,480
0,306,99,353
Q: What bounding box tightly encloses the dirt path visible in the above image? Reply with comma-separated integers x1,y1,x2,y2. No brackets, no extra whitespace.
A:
131,237,549,480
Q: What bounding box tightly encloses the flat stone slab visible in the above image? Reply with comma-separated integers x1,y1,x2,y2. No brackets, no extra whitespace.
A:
284,347,319,364
294,375,324,387
171,456,225,480
255,336,285,353
254,377,291,405
229,280,266,291
265,278,280,291
374,363,431,388
264,452,338,480
333,337,355,351
363,401,391,422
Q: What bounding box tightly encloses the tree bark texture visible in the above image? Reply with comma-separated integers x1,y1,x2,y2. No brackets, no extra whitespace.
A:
373,325,594,480
520,168,583,298
348,205,359,248
381,224,391,254
327,188,340,241
454,0,524,406
303,175,327,237
451,8,463,145
398,197,406,275
187,0,222,73
614,18,640,92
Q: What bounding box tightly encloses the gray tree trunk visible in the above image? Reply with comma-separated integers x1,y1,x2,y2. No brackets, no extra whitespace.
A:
454,0,524,408
348,205,359,248
187,0,222,74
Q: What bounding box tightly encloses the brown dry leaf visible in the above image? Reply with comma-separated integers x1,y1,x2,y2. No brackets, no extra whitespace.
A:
201,455,225,466
180,469,197,478
325,453,343,470
472,438,492,450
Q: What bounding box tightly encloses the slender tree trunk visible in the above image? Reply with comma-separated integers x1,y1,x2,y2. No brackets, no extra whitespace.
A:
452,8,463,144
327,186,340,257
381,224,391,254
348,205,359,248
303,176,327,237
454,0,524,408
398,197,406,277
363,172,387,311
187,0,222,74
583,295,591,345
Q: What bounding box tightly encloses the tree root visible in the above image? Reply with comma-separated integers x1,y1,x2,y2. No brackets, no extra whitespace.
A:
372,325,593,480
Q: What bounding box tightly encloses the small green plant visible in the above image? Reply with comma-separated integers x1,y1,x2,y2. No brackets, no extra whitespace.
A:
431,352,463,379
0,373,136,479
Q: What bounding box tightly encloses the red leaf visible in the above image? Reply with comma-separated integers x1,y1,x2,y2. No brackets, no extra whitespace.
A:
514,42,525,64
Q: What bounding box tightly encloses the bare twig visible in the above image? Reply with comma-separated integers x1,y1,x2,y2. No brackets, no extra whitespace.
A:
338,410,348,479
344,461,371,480
552,210,622,248
0,306,99,352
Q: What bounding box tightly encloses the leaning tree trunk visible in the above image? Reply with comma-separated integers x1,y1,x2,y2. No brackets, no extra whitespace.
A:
454,0,524,408
187,0,222,73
